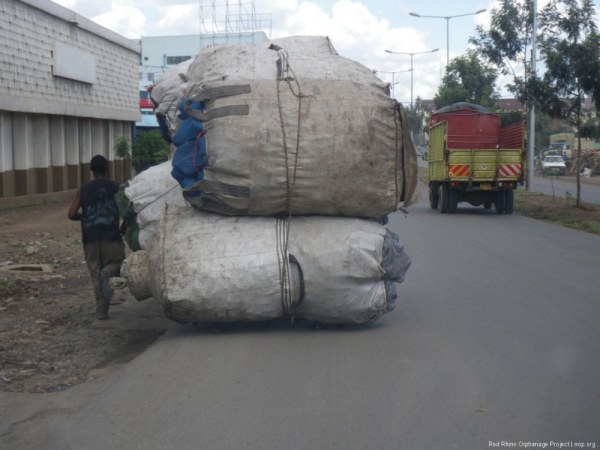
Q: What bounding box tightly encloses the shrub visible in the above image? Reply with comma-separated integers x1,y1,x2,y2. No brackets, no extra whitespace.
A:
132,130,170,173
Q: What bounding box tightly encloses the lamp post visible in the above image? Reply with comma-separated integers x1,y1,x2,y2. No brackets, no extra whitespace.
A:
375,69,413,100
384,48,439,106
527,0,537,192
409,9,486,68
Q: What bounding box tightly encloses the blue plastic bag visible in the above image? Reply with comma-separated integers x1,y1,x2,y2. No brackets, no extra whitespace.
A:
171,136,208,188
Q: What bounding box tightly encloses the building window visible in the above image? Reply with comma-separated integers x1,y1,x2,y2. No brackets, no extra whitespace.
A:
166,55,192,65
147,73,155,82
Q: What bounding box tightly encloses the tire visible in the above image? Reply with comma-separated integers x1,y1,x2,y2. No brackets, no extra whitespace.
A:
494,190,505,214
429,184,439,209
448,188,458,214
504,189,514,214
440,184,449,214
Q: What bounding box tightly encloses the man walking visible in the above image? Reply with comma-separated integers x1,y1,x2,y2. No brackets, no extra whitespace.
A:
68,155,125,320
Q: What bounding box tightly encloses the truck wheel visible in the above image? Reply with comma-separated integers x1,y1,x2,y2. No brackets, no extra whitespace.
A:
494,191,505,214
440,185,449,214
504,190,514,214
448,188,458,214
429,184,439,209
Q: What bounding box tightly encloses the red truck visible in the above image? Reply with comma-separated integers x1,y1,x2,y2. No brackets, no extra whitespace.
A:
428,103,526,214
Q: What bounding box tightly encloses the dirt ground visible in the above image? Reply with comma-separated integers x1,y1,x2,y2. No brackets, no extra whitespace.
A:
516,175,600,234
0,198,168,394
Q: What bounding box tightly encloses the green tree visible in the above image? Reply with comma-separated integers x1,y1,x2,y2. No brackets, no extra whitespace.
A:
433,51,499,110
512,0,600,206
113,135,131,182
132,130,170,173
499,110,526,128
114,135,131,159
580,118,600,141
470,0,535,78
406,97,428,146
535,112,555,155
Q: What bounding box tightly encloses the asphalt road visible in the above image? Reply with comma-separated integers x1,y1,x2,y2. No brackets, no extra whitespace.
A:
5,187,600,450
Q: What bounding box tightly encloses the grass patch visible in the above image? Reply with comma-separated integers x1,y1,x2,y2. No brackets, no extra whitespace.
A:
515,190,600,235
0,279,16,290
0,279,18,298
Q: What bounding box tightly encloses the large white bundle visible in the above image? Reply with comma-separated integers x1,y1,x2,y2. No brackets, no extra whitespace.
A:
171,35,417,218
151,59,192,116
124,205,411,324
150,59,192,136
124,161,185,249
186,36,381,84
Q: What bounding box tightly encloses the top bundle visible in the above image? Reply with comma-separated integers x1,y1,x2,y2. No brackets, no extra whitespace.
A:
162,36,417,219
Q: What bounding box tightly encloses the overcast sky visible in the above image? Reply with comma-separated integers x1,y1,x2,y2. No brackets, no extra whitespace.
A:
53,0,599,104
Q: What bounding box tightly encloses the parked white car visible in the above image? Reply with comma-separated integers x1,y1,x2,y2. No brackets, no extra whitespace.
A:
541,155,567,175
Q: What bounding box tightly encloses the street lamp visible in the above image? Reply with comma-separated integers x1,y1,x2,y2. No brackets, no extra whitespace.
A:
375,68,413,100
384,48,439,106
409,9,486,68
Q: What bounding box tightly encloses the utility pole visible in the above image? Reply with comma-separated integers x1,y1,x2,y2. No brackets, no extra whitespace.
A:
527,0,537,191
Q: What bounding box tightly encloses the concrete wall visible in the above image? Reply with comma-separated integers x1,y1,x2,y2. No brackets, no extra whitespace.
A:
0,0,138,203
0,0,140,121
0,111,131,200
